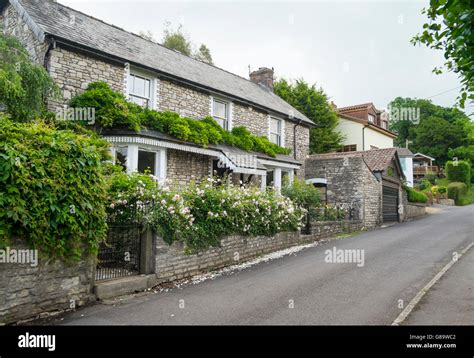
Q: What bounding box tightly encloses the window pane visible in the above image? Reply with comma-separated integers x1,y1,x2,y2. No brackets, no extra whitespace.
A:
138,150,156,175
270,118,280,134
270,133,280,145
129,74,151,100
266,170,274,187
213,100,227,119
130,95,149,108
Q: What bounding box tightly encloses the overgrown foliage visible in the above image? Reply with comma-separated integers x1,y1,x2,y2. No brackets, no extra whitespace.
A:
274,79,344,154
445,160,471,186
405,186,429,204
281,177,320,225
0,35,58,121
447,182,468,205
388,97,473,166
0,119,109,259
412,1,473,108
70,82,290,157
107,174,305,253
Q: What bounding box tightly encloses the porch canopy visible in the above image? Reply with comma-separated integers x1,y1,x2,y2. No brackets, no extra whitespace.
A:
102,128,301,190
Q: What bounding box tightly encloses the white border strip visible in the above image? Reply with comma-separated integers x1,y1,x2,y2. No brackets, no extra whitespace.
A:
392,241,474,326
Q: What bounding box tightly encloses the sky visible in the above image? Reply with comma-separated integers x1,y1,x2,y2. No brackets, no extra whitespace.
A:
60,0,472,115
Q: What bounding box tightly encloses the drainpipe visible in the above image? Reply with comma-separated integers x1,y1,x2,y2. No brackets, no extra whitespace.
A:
362,124,370,151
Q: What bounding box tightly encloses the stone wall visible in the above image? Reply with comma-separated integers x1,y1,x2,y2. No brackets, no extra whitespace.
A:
166,149,212,187
154,225,349,283
0,239,95,325
405,203,427,220
232,103,268,137
2,4,49,63
159,79,210,119
305,156,382,228
47,47,125,112
307,220,364,237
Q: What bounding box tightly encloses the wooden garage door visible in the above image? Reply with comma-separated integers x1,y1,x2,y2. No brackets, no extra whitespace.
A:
383,185,399,222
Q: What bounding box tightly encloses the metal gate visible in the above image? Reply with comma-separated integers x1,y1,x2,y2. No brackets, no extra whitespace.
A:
382,185,399,222
95,224,142,281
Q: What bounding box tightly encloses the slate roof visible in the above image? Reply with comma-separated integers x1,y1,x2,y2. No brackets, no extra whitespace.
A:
13,0,313,126
308,147,403,175
396,147,414,157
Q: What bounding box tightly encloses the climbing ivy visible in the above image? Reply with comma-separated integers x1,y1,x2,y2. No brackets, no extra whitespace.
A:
70,81,291,157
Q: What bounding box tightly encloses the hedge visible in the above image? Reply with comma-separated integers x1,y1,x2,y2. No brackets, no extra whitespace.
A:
405,186,428,204
447,182,468,205
445,160,471,186
0,119,109,260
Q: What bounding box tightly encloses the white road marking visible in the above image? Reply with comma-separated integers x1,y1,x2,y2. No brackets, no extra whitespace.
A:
392,241,474,325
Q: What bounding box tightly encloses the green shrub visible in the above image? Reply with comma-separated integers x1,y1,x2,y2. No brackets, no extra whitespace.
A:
405,186,428,203
424,172,438,185
107,175,305,253
417,179,432,191
70,82,291,157
447,182,468,205
0,119,109,260
445,160,471,186
281,177,320,221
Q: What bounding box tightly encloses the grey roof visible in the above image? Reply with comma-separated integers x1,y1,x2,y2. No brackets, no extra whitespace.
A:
15,0,313,126
396,147,414,158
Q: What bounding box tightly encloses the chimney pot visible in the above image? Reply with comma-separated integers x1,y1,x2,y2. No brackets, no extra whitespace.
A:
249,67,274,91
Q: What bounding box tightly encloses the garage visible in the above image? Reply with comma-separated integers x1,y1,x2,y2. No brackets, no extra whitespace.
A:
382,185,399,222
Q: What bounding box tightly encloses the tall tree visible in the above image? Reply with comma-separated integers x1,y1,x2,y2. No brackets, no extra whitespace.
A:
0,35,57,121
161,23,214,64
412,0,473,108
274,79,344,154
389,96,473,166
195,44,213,65
162,24,193,57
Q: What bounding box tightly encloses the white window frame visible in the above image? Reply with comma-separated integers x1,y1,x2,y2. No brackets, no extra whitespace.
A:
211,96,232,131
112,144,167,183
268,116,285,146
126,67,157,110
368,114,375,123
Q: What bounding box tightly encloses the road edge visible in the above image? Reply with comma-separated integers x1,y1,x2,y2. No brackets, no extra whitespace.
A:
391,241,474,325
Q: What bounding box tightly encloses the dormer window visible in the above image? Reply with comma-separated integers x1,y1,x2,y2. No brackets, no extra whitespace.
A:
368,114,375,123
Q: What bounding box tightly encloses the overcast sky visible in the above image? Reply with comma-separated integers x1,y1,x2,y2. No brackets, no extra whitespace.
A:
60,0,472,115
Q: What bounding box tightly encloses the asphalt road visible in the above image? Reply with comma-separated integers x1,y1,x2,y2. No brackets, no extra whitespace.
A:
55,204,474,325
404,240,474,325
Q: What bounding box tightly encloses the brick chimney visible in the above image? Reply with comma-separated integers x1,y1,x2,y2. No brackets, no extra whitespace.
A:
249,67,274,91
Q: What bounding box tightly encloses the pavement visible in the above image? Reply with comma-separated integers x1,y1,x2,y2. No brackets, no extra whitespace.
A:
403,241,474,325
46,204,473,325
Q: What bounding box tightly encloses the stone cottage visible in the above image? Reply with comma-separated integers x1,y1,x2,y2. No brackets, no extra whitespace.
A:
305,148,406,227
1,0,313,189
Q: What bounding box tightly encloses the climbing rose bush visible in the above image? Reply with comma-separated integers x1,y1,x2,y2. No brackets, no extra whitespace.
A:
107,173,306,253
